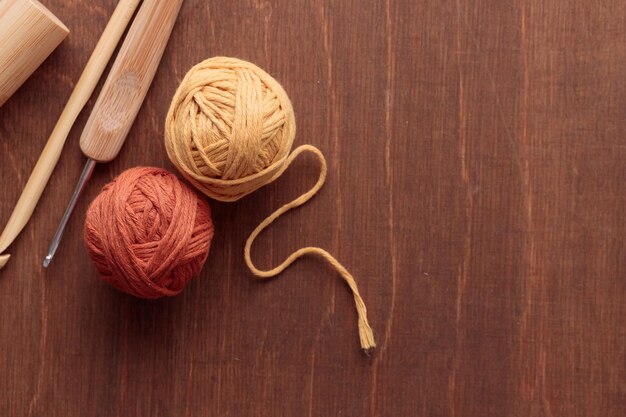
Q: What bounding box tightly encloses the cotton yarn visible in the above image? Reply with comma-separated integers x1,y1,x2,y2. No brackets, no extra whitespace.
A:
84,167,214,299
165,56,295,202
165,57,375,351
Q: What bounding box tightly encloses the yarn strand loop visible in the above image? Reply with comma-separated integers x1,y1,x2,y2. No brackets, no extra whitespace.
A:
244,145,376,351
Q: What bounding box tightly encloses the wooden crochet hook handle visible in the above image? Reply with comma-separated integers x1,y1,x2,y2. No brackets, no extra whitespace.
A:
80,0,184,162
42,0,184,268
0,0,141,270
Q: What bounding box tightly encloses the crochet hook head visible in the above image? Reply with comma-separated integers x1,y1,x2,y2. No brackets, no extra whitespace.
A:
43,159,96,268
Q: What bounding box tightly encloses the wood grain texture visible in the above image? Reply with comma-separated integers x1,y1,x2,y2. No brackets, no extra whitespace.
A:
0,0,68,107
0,0,624,416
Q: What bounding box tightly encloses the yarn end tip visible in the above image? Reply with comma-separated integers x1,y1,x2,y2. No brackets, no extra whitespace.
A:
362,346,375,357
358,326,376,355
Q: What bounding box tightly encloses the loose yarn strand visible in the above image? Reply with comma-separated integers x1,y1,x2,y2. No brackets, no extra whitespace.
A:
244,144,376,351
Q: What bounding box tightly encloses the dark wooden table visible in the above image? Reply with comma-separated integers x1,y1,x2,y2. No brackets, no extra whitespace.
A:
1,0,624,416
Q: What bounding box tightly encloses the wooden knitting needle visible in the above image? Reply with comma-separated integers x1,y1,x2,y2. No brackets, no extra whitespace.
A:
43,0,184,268
0,0,141,270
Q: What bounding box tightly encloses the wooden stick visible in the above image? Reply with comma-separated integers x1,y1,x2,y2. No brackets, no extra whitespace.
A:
0,0,142,269
0,0,69,107
80,0,185,162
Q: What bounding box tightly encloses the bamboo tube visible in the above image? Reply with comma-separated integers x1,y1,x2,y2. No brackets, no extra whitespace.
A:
0,0,142,269
0,0,69,107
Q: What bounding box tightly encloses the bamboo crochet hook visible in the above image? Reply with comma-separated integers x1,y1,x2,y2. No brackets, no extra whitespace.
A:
43,0,184,268
0,0,141,270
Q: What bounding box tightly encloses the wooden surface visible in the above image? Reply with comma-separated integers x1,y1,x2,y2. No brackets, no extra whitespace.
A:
0,0,624,415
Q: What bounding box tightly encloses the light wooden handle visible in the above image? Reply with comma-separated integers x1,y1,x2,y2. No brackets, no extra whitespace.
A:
80,0,184,162
0,0,141,269
0,0,69,107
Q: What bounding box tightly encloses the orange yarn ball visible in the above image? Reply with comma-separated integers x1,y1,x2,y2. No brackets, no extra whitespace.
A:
84,167,214,298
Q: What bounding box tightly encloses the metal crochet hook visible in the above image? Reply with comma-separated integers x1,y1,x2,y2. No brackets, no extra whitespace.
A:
43,159,96,267
43,0,184,268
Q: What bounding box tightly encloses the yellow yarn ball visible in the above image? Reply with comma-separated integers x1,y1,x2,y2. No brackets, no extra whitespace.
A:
165,56,296,202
